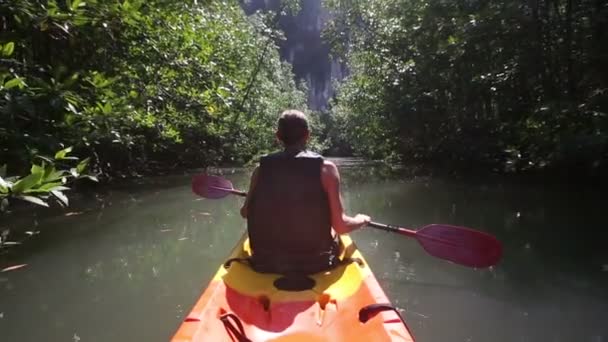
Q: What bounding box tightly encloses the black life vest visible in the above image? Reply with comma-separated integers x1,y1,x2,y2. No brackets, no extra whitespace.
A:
247,149,337,274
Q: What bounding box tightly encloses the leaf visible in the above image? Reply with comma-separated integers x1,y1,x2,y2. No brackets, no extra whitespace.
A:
35,155,54,164
43,163,67,182
54,146,73,160
12,172,44,194
30,164,44,176
80,175,99,182
45,184,70,192
102,102,112,114
23,182,69,193
4,77,26,90
1,264,28,273
76,157,90,174
71,0,86,10
15,195,49,207
52,22,70,35
2,42,14,57
66,102,79,114
1,241,20,246
0,176,9,193
51,190,69,207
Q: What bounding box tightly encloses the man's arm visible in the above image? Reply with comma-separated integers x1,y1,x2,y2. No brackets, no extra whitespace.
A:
240,166,259,218
321,160,371,234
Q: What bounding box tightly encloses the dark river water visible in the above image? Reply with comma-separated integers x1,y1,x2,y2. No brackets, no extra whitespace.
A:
1,160,607,341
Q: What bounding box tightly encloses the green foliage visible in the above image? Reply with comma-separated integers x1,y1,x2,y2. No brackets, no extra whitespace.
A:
0,147,95,211
0,148,96,249
325,0,608,174
0,0,309,177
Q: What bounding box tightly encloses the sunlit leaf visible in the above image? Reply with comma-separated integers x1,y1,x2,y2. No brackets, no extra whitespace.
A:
66,103,79,115
54,147,73,160
102,102,112,114
4,77,26,90
35,155,54,164
70,0,86,11
1,264,28,273
80,175,99,182
51,190,69,207
30,164,44,176
16,195,49,207
76,157,90,174
23,182,69,193
12,172,44,194
1,241,20,246
44,169,66,182
2,42,14,57
0,176,9,193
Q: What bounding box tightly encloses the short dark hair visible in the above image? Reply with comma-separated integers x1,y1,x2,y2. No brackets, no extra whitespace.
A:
277,110,309,146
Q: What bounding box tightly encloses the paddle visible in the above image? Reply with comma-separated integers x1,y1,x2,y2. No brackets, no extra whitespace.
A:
192,174,502,268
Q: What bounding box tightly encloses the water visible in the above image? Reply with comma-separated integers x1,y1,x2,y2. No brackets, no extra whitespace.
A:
1,162,607,341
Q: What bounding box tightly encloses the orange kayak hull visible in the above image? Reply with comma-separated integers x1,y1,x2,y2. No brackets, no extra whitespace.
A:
172,235,415,342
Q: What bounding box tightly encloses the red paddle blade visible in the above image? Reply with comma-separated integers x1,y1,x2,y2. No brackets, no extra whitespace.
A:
415,224,503,268
191,174,234,199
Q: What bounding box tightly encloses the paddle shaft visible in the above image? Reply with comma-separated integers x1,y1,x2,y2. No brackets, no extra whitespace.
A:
368,222,415,237
370,221,479,251
210,185,247,197
212,184,415,236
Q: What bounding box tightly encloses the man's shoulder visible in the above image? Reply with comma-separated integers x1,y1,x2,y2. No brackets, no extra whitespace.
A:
321,159,339,178
322,159,336,167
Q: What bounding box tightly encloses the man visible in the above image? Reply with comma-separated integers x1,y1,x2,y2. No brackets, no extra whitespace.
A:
240,109,371,274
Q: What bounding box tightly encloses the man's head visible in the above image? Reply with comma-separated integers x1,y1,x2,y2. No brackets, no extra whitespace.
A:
277,110,310,147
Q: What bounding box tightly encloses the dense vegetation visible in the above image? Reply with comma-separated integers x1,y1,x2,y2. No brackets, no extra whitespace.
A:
1,0,309,179
3,0,607,183
325,0,608,176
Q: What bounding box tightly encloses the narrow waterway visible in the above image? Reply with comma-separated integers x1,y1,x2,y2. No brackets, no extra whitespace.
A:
1,161,607,341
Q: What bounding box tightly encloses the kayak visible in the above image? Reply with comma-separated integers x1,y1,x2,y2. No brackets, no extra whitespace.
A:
171,234,415,341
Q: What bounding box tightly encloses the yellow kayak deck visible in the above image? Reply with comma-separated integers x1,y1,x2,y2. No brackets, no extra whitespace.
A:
172,234,415,341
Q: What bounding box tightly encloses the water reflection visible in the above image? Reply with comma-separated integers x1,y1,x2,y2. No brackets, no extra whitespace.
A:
0,166,607,341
